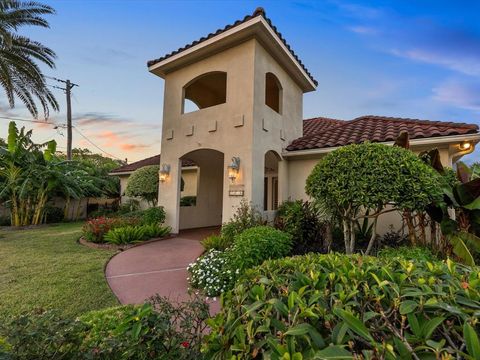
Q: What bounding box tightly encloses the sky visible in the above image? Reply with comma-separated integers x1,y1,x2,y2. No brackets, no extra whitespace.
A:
1,0,480,163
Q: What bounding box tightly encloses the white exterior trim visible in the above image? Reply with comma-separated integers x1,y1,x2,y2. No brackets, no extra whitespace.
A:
148,16,316,90
282,133,480,158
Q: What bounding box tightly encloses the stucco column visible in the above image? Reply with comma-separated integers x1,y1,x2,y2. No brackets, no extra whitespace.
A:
158,157,181,234
278,158,288,204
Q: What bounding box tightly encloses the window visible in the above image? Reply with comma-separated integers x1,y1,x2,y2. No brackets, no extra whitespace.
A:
265,72,282,114
182,72,227,113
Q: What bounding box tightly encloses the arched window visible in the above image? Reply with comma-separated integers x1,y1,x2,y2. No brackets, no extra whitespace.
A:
182,72,227,113
265,72,282,114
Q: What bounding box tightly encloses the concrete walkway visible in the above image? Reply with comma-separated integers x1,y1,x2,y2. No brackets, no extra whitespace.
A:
105,227,220,311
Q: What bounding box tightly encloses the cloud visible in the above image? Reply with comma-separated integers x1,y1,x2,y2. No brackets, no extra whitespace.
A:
120,143,149,151
348,26,378,35
433,78,480,112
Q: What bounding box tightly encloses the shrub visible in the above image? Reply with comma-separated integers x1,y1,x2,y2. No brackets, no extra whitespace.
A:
44,206,64,223
139,206,166,225
306,142,443,254
180,196,197,207
0,215,10,226
0,309,87,360
104,224,170,245
378,245,438,262
82,216,139,243
275,200,327,254
201,234,231,251
190,227,292,296
204,253,480,359
1,296,209,360
229,226,292,270
187,250,236,297
125,165,159,206
220,199,264,244
378,226,409,249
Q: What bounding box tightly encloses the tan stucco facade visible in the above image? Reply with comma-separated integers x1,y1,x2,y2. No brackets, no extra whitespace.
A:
149,15,478,234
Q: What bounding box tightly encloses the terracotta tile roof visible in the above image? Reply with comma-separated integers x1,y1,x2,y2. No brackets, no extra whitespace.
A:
147,7,317,86
110,155,195,174
287,115,479,151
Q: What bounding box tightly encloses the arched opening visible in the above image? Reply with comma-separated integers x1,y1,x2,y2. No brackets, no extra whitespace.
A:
264,150,280,211
179,149,224,229
265,72,282,114
182,72,227,114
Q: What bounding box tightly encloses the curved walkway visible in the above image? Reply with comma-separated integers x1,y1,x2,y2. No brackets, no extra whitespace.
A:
105,227,220,312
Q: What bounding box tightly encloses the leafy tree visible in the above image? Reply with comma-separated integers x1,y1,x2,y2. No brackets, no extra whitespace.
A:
0,1,58,118
125,165,159,206
306,142,443,254
0,122,84,225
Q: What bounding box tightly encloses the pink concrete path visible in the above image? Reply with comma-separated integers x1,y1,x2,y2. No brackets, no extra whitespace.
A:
105,227,220,311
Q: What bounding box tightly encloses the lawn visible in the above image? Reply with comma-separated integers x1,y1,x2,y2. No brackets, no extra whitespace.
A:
0,222,118,319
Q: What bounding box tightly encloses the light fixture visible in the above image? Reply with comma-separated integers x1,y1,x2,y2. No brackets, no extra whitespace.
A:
228,157,240,182
159,164,170,183
460,141,472,151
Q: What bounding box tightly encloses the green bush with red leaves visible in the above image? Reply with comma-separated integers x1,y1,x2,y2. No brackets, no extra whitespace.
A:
82,216,139,243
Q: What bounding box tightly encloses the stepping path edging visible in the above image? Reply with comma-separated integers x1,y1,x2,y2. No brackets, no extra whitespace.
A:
105,227,220,313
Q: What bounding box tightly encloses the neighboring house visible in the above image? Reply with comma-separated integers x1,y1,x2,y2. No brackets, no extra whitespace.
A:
109,154,198,210
146,8,479,233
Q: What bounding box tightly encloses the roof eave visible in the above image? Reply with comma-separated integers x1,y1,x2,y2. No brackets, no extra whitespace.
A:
283,133,480,158
148,16,316,92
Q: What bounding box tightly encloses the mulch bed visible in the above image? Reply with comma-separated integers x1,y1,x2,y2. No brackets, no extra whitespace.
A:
78,234,176,251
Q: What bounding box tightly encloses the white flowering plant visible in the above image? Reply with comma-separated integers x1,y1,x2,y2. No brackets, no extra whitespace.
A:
187,250,238,297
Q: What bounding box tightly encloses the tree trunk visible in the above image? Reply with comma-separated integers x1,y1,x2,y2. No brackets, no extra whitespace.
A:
364,215,379,256
403,210,417,246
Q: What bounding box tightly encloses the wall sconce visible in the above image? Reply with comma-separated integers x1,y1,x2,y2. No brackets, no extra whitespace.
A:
159,164,170,183
459,141,472,151
228,157,240,183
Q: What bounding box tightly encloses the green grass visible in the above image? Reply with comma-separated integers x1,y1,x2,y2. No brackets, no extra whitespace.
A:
0,222,118,319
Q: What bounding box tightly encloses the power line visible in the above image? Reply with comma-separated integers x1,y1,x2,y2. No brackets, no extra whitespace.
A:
0,115,58,125
72,126,122,161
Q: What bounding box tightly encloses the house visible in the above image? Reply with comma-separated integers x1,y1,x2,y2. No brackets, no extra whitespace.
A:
147,8,480,234
110,154,198,210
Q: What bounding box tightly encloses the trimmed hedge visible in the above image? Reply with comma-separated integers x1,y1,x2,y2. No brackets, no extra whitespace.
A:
204,253,480,359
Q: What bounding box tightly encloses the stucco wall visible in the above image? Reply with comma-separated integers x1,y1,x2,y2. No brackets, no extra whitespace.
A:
179,150,223,230
181,168,198,197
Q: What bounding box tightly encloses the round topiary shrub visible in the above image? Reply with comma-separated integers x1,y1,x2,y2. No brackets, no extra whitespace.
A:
125,165,159,206
204,253,480,359
306,142,444,254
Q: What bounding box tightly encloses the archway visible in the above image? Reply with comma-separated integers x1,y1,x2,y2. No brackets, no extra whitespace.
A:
179,149,224,229
264,150,280,213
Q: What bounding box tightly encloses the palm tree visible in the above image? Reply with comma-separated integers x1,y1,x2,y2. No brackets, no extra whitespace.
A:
0,1,58,118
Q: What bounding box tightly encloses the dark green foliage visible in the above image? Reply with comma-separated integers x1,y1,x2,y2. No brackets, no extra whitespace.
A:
1,296,209,359
220,199,264,244
180,196,197,207
204,253,480,359
125,165,159,206
378,246,438,262
230,226,293,270
139,206,166,225
44,206,64,223
201,234,231,251
378,227,409,249
189,226,292,296
0,310,87,359
0,215,10,226
275,200,327,254
104,224,170,245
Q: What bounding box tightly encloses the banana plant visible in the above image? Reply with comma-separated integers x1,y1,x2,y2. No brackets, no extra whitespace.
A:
394,131,480,265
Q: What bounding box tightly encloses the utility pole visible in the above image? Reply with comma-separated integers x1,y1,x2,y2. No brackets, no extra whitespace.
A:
66,80,73,160
51,77,78,160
